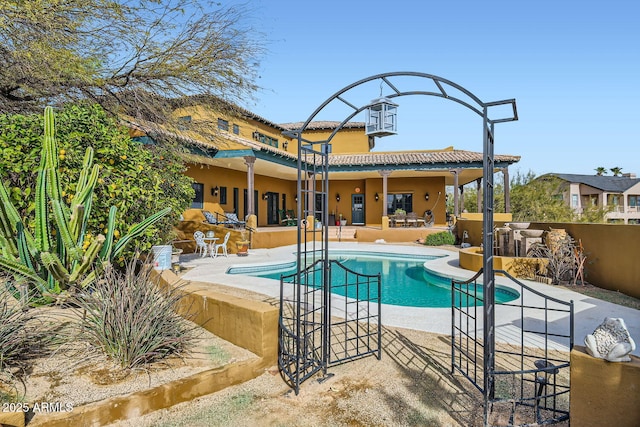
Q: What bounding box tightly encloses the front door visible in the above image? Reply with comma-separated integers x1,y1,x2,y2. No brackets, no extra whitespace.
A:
352,194,364,225
267,192,279,225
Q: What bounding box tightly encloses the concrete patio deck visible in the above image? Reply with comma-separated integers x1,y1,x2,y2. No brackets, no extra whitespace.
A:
177,242,639,356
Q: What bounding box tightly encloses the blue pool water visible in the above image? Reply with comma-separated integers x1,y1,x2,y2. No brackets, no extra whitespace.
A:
227,252,520,308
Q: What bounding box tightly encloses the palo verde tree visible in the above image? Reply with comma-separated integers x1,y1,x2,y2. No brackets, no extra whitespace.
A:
0,107,170,304
0,0,263,122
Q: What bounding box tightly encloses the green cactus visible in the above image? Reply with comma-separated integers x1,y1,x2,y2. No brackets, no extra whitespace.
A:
0,107,171,305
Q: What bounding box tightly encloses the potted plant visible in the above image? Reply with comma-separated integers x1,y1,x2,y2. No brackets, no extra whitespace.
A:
339,213,347,227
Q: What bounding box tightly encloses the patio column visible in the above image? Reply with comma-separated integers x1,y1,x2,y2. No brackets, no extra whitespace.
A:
244,156,256,215
502,167,511,213
450,169,460,216
476,178,482,213
379,170,392,216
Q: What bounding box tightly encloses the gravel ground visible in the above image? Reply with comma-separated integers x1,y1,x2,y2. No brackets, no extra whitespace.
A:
111,327,489,427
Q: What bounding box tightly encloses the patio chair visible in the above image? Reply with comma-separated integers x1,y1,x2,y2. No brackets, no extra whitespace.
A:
212,231,230,258
286,209,298,225
193,231,208,257
406,212,418,227
223,212,246,229
394,212,406,227
202,210,218,225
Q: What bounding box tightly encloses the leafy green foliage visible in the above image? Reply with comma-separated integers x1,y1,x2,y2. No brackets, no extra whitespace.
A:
509,172,575,222
0,103,193,263
424,231,455,246
70,262,197,369
0,106,183,304
509,171,609,223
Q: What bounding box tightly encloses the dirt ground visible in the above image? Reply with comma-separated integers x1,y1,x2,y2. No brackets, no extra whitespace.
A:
111,326,561,427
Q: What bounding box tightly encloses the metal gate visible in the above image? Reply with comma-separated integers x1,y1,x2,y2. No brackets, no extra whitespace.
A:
277,140,381,394
451,269,574,426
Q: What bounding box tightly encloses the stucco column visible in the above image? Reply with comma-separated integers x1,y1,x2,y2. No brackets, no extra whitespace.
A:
502,167,511,213
379,170,392,216
378,170,392,229
476,178,482,213
450,169,460,217
244,156,256,216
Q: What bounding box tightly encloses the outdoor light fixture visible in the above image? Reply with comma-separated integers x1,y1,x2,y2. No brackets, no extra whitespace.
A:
252,130,260,140
374,193,379,202
262,193,268,200
211,186,219,196
294,194,298,202
283,141,289,150
365,97,398,137
336,193,341,202
425,192,429,201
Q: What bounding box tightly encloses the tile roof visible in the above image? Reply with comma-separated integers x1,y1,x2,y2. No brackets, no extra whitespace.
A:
544,173,640,192
329,150,519,167
279,121,366,131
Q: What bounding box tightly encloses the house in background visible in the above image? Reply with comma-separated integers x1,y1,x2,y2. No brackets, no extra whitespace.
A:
132,99,521,227
543,173,640,224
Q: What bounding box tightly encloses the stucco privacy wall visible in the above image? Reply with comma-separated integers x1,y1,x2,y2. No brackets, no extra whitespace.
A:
456,219,640,299
570,346,640,427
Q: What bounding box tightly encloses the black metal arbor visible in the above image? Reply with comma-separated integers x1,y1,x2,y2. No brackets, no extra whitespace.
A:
277,72,518,399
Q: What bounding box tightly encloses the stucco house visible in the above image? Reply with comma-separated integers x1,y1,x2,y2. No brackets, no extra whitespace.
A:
131,100,521,227
541,173,640,224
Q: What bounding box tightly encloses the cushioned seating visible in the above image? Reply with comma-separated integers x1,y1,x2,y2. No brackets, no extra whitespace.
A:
202,210,218,224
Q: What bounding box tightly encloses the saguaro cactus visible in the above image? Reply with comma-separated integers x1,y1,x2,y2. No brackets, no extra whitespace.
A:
0,107,170,304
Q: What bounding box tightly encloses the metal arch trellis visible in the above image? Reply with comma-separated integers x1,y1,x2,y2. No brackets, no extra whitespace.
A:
277,73,518,409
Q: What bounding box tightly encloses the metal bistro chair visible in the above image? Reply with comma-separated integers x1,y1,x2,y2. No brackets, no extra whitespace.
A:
212,231,231,258
193,231,208,257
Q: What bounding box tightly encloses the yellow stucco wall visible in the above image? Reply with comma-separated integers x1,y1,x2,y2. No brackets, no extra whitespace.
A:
455,219,640,299
570,346,640,427
300,127,370,153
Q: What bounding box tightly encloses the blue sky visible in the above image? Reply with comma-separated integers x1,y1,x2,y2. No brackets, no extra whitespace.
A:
239,0,639,178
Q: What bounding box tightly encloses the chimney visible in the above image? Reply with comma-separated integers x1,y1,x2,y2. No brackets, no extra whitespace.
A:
622,173,637,178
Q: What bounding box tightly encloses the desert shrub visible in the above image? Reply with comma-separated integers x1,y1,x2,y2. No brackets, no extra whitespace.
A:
424,231,455,246
0,291,34,371
71,261,197,369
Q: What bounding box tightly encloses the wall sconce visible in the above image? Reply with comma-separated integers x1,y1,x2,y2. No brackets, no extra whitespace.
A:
282,141,288,150
211,186,219,196
374,193,379,202
294,194,298,202
262,193,268,200
425,192,430,201
252,130,260,140
336,193,341,202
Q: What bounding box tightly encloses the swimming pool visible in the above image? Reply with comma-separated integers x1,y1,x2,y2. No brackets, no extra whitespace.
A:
226,251,520,308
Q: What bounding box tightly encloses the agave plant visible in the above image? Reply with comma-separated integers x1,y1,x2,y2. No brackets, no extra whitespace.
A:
0,107,170,304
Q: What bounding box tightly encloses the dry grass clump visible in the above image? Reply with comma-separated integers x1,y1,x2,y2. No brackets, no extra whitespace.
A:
69,261,198,370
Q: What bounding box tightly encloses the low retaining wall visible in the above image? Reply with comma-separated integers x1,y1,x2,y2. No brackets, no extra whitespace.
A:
570,345,640,427
27,270,279,426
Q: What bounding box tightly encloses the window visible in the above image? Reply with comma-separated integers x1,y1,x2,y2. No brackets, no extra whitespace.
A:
191,182,204,209
217,118,229,132
628,195,639,207
220,186,227,204
386,193,413,215
233,124,240,135
571,194,579,208
177,115,191,130
251,131,278,148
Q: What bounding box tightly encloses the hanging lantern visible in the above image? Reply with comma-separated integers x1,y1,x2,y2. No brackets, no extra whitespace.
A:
365,97,398,137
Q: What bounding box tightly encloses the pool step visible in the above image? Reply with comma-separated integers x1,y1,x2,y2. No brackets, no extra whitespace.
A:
329,226,356,241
